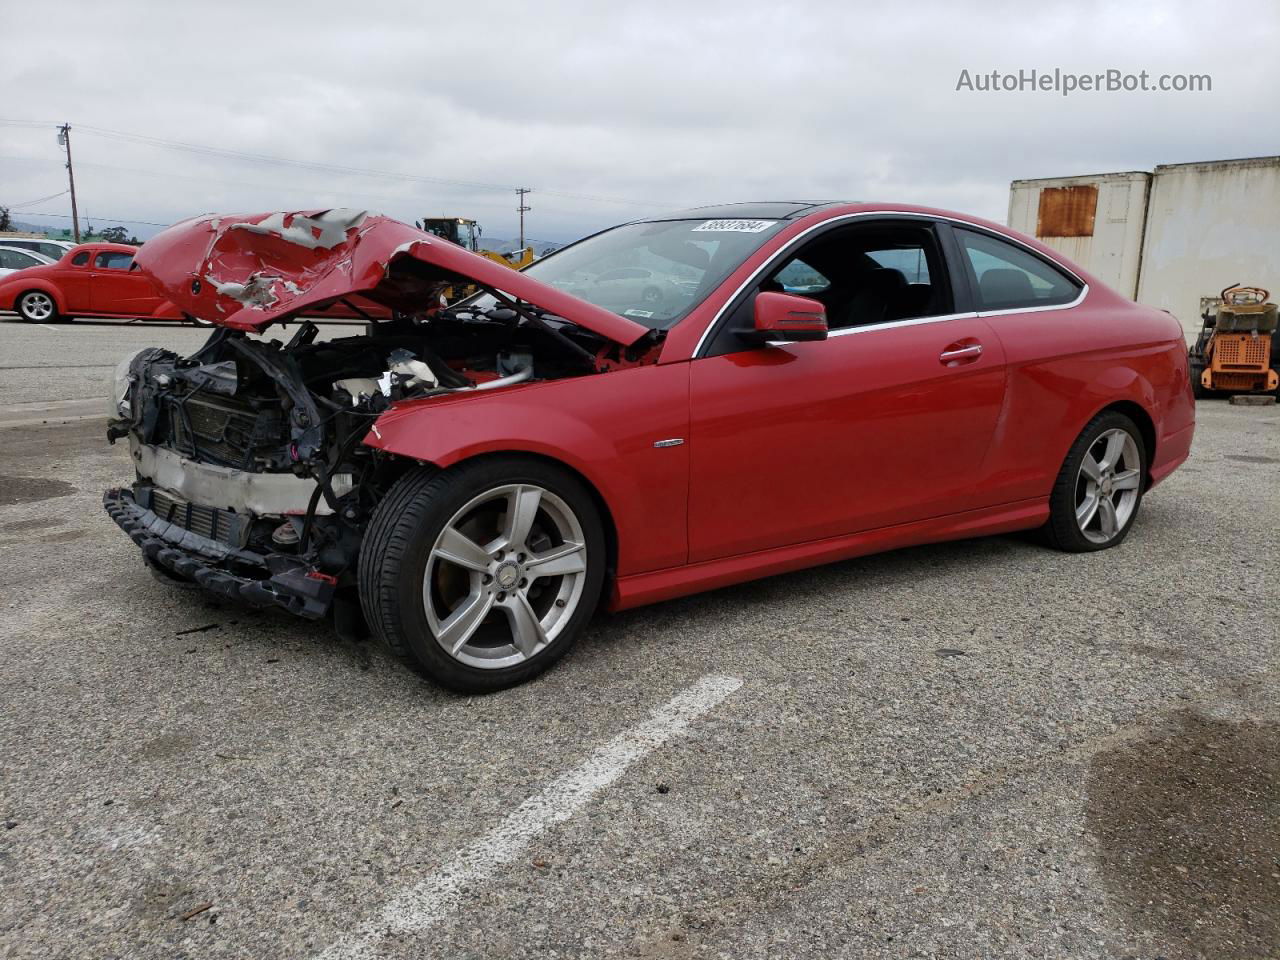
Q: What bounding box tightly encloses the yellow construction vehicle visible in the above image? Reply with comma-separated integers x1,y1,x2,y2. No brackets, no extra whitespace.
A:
418,218,535,270
1189,284,1280,398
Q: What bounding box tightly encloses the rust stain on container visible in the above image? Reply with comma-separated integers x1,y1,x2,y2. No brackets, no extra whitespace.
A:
1036,185,1098,237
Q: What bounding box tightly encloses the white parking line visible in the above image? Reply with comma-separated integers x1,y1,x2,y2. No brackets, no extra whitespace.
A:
317,674,744,960
38,323,59,332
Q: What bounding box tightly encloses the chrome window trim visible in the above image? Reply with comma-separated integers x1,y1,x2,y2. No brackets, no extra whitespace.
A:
765,311,978,347
692,209,1087,358
975,283,1089,317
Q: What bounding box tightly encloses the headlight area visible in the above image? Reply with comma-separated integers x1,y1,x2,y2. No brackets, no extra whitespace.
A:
107,348,149,419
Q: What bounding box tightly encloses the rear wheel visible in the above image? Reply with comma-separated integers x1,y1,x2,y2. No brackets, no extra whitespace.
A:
359,458,606,692
16,290,58,323
1045,412,1147,553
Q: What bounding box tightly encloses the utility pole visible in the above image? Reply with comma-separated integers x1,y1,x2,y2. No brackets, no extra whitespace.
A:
57,124,81,243
516,188,531,249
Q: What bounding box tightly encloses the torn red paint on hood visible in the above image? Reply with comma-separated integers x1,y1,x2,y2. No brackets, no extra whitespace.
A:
133,209,651,346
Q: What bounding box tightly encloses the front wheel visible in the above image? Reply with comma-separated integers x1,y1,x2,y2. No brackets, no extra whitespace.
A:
16,290,59,323
359,458,606,692
1045,412,1147,552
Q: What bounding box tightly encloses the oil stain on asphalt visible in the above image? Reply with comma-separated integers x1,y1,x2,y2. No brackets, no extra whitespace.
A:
1085,711,1278,958
0,475,76,505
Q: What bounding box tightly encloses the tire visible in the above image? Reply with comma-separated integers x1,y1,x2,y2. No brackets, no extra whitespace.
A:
359,457,606,693
16,290,59,323
1045,411,1148,553
1189,360,1207,399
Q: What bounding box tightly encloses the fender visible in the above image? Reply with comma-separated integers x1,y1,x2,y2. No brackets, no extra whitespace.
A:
148,300,187,321
982,344,1168,503
0,276,65,313
1054,359,1160,478
364,363,692,576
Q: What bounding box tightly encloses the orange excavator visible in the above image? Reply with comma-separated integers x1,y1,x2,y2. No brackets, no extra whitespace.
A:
1188,284,1279,398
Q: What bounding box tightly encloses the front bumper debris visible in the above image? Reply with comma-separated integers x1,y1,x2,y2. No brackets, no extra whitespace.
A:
103,488,335,619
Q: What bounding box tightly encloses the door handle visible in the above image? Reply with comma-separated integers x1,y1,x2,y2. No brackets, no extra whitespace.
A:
939,342,983,366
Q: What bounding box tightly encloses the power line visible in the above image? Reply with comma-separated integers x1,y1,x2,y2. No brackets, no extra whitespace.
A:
12,211,172,227
66,122,670,208
6,189,69,208
29,156,521,212
0,117,677,234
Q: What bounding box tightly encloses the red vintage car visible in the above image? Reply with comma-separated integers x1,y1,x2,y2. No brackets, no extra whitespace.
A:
0,242,187,323
102,205,1195,692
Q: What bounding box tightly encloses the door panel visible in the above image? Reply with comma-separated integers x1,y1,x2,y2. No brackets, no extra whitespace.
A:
91,259,160,314
687,316,1007,562
55,262,94,310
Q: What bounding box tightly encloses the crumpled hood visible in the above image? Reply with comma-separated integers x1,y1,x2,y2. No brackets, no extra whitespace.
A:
133,209,650,346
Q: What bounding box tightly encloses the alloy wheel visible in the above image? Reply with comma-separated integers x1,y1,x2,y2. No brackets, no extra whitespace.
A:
423,483,588,669
1074,428,1141,544
19,292,54,321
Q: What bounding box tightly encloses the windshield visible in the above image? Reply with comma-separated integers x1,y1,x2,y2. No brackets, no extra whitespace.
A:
470,217,787,330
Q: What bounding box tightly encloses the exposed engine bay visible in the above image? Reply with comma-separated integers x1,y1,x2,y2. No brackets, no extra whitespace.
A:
106,307,661,631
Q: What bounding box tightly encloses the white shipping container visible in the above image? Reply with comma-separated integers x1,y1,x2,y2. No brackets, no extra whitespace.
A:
1136,157,1280,340
1008,156,1280,341
1007,171,1150,298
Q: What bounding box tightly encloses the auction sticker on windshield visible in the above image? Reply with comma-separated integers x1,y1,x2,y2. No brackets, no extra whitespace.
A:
691,219,778,233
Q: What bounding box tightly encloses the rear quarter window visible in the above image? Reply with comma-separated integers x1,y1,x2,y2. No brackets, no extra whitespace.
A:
956,228,1082,311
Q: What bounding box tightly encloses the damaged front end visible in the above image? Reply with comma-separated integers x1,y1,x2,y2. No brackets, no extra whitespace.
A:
103,209,658,623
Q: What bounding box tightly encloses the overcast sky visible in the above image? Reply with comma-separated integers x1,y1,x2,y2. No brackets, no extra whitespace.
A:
3,0,1277,244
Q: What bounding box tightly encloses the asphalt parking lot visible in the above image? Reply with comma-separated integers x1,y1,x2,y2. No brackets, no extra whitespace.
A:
1,317,1277,960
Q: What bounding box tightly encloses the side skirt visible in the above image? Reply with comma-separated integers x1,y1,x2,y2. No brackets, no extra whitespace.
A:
608,497,1049,611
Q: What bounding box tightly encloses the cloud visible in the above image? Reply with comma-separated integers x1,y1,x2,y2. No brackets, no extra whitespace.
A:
4,0,1276,242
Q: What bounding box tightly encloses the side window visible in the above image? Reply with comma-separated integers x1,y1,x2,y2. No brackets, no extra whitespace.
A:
956,228,1081,310
705,221,953,355
867,247,929,283
774,259,830,294
95,251,135,270
71,252,90,266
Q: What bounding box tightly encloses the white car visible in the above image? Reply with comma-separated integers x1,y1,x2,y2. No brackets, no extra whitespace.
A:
0,246,55,277
0,238,74,261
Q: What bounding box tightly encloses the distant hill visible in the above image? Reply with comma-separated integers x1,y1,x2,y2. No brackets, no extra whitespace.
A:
5,220,66,238
4,219,142,243
481,237,561,256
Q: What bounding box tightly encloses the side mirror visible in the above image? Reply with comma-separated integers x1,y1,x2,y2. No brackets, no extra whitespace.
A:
741,290,828,344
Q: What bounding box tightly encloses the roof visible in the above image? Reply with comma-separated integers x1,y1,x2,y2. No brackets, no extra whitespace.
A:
64,242,140,254
653,201,845,221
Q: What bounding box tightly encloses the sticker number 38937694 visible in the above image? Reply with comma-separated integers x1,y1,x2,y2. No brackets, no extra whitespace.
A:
691,219,778,233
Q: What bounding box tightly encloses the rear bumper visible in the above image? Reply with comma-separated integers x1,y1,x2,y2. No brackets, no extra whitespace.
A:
103,487,336,619
1150,421,1195,489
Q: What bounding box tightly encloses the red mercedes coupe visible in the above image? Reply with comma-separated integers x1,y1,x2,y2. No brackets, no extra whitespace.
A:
103,204,1194,691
